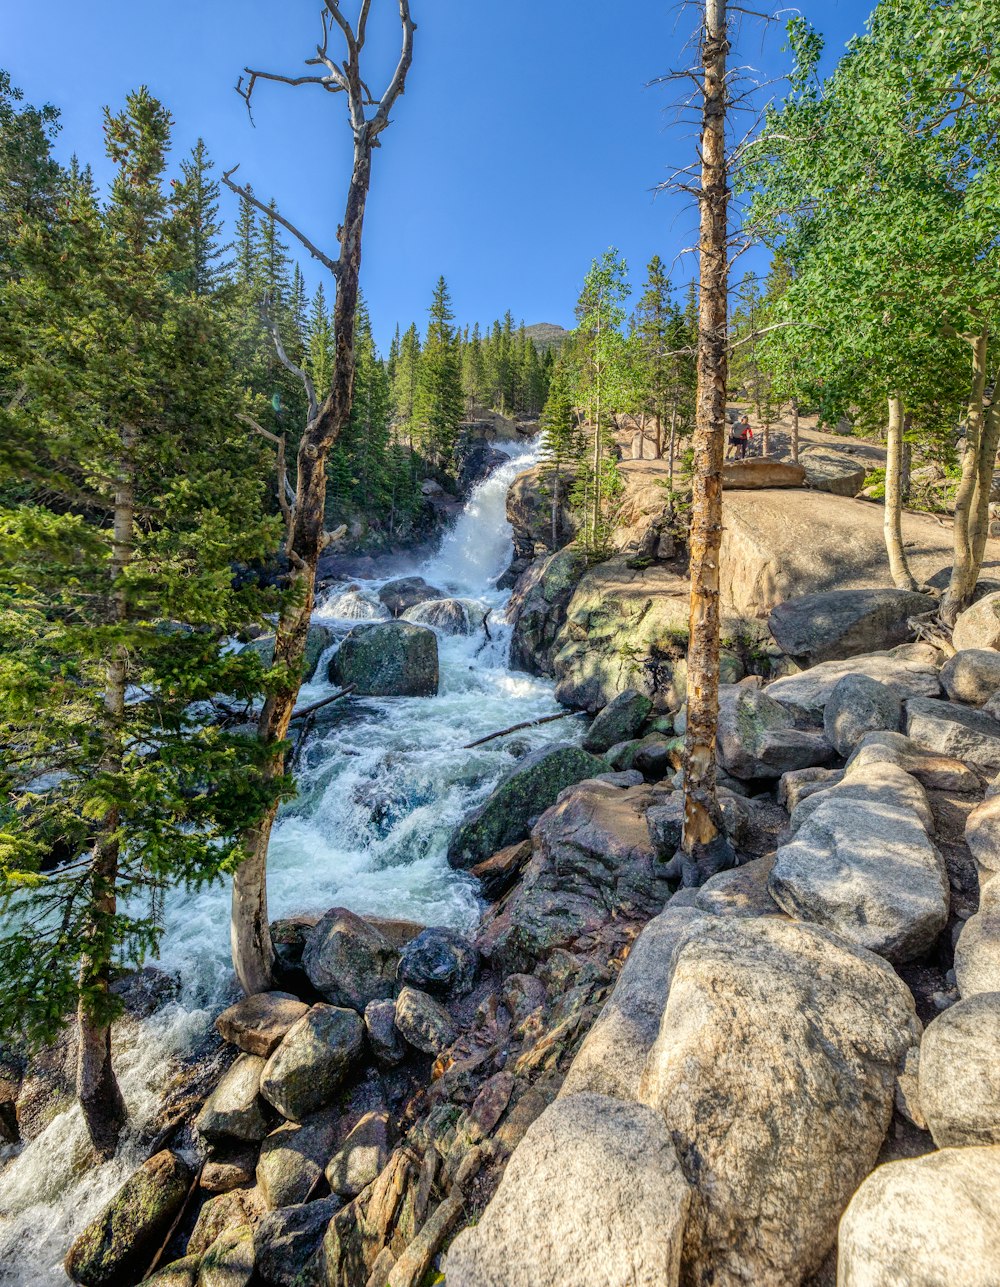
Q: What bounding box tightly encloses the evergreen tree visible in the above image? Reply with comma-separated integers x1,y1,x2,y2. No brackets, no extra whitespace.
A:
461,322,486,414
0,71,62,280
414,277,464,469
172,138,228,296
307,283,335,401
391,323,421,448
539,361,582,547
0,89,282,1156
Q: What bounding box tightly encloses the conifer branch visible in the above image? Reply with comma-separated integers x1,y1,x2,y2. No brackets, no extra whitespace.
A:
221,165,341,278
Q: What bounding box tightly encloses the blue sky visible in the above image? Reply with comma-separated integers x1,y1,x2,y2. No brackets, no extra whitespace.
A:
5,0,873,350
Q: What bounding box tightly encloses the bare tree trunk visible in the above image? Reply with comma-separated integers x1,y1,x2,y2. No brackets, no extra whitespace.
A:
668,401,678,500
226,5,415,995
762,420,770,457
78,422,135,1156
655,411,663,459
683,0,729,858
970,401,1000,574
942,330,990,623
790,398,799,463
885,395,917,590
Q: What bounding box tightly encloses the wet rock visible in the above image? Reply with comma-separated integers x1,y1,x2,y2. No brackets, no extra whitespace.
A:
639,917,920,1287
823,673,902,755
941,648,1000,705
398,928,479,998
195,1054,270,1143
215,993,310,1059
447,743,606,870
765,644,942,715
269,915,320,981
326,1110,392,1198
966,794,1000,877
582,689,653,754
260,1005,364,1122
906,695,1000,771
445,1093,691,1287
952,589,1000,652
478,780,674,975
769,588,935,665
402,597,485,636
770,771,948,963
257,1110,340,1209
799,446,867,496
717,685,835,780
954,881,1000,996
845,728,981,792
253,1197,340,1287
838,1147,1000,1286
328,621,439,697
64,1150,192,1287
363,999,405,1067
919,993,1000,1147
303,908,399,1011
508,547,590,677
394,986,456,1056
468,840,532,901
378,577,444,617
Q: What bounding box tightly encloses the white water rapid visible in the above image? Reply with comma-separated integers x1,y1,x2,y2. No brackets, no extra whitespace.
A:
0,439,579,1284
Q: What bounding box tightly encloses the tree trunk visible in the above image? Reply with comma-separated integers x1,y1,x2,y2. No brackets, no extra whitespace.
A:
231,138,377,996
790,398,799,463
655,411,663,459
762,421,770,457
942,330,990,624
668,401,678,502
682,0,729,857
970,400,1000,575
591,307,603,547
884,395,917,590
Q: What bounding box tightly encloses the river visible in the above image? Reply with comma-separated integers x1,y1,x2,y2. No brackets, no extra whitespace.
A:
0,438,579,1285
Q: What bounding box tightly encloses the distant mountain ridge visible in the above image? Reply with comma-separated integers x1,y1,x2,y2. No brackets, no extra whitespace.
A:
524,322,570,353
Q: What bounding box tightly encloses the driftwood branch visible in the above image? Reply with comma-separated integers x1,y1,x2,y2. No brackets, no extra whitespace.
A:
260,300,320,424
290,684,357,721
464,710,581,750
238,412,293,532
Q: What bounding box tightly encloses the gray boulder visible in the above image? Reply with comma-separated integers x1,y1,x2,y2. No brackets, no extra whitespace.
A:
260,1005,364,1122
242,622,333,682
769,588,935,665
799,447,867,497
919,993,1000,1147
906,695,1000,771
695,856,783,919
254,1197,341,1287
329,620,438,697
215,992,309,1058
445,1093,691,1287
823,673,902,755
717,685,835,780
256,1111,340,1209
303,907,399,1011
838,1147,1000,1286
194,1054,270,1143
639,917,920,1287
325,1110,391,1198
363,999,404,1067
770,773,948,963
378,576,444,617
446,743,606,870
583,689,653,754
397,928,479,998
953,590,1000,652
402,597,484,635
393,985,456,1055
966,795,1000,877
788,760,935,835
954,881,1000,997
846,728,981,792
508,547,590,677
942,648,1000,705
765,644,941,716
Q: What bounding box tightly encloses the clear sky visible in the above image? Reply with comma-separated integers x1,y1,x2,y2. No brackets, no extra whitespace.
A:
4,0,874,351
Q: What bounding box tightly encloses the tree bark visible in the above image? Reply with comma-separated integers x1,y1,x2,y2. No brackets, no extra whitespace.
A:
790,398,799,463
884,394,917,590
683,0,729,856
942,330,990,624
668,401,678,503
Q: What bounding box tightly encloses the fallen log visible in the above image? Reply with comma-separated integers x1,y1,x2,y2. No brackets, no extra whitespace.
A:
464,709,580,750
289,685,357,721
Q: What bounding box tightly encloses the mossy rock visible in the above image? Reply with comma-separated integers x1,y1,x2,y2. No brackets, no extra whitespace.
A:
242,623,334,682
329,621,439,697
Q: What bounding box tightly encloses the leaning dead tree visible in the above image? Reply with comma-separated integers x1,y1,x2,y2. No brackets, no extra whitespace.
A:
223,1,415,995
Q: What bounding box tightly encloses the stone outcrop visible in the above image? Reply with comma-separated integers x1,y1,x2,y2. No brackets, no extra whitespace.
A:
769,588,936,665
257,1111,341,1209
845,729,981,793
508,547,589,676
397,928,479,998
329,620,439,697
506,464,578,559
445,1093,691,1287
838,1147,1000,1286
639,917,920,1287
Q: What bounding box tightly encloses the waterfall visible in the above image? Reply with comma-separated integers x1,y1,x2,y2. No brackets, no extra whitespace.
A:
0,436,576,1286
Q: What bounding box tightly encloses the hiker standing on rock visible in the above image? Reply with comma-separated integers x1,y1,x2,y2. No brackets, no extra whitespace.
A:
727,415,753,460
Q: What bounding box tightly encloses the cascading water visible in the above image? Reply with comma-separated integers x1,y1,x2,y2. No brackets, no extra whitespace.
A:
0,437,579,1285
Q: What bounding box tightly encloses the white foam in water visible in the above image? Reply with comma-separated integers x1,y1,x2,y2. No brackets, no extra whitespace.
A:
0,437,578,1284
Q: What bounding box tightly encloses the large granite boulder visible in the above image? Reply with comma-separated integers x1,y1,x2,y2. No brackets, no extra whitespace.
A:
328,620,438,697
954,881,1000,997
919,993,1000,1147
508,547,590,676
256,1110,340,1209
194,1054,270,1143
823,673,902,755
799,446,867,496
445,1093,691,1287
477,780,675,975
377,577,444,617
260,1006,364,1122
953,590,1000,652
215,992,309,1058
721,458,805,488
638,917,920,1287
845,729,981,793
506,463,579,559
582,689,653,754
838,1147,1000,1286
402,597,485,635
941,648,1000,704
64,1151,192,1287
769,767,948,963
303,908,399,1011
446,743,606,870
765,644,941,716
716,685,835,780
769,588,935,665
905,695,1000,771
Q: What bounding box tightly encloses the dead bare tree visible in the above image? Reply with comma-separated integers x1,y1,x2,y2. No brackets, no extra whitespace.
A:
223,0,415,995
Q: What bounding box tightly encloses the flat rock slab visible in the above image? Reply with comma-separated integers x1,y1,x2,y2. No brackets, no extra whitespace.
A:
838,1147,1000,1286
216,992,310,1058
639,917,920,1287
769,588,935,665
846,729,980,793
766,645,941,715
722,458,805,488
445,1092,691,1287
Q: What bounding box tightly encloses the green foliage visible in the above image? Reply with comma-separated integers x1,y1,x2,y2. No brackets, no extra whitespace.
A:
414,276,465,469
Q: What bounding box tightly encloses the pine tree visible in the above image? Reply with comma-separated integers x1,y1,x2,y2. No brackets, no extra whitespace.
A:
414,277,464,469
172,138,228,296
392,323,421,448
461,322,486,414
0,71,62,280
0,89,282,1156
539,361,581,547
307,282,335,400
